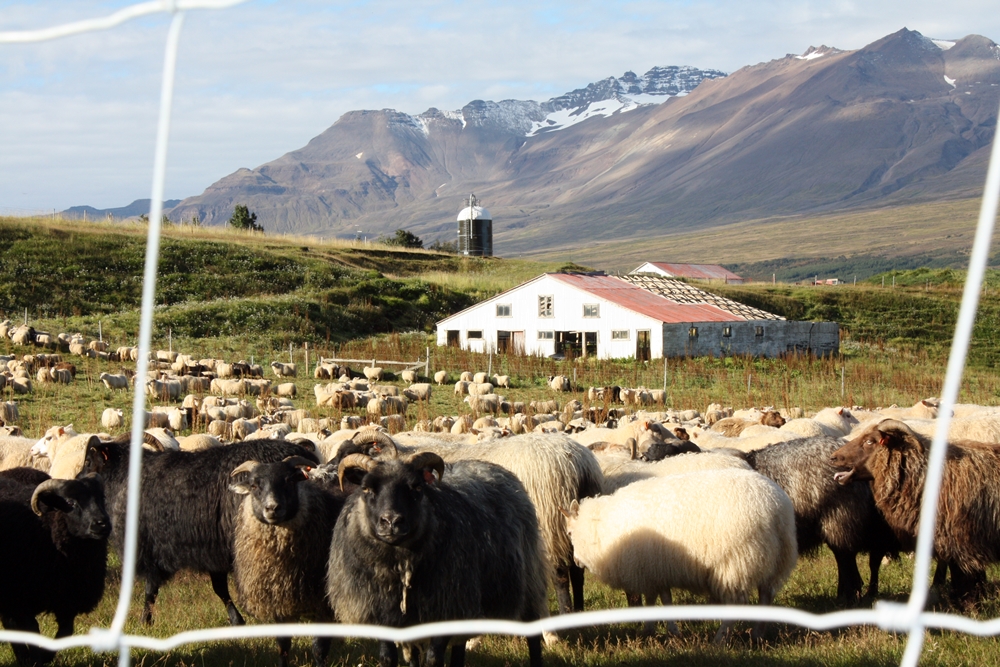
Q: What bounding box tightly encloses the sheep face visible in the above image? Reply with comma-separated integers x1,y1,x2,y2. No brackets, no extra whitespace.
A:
33,475,111,540
230,459,312,525
830,419,918,485
351,455,443,548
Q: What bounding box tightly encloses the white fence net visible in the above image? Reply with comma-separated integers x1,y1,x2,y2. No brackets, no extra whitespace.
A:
2,3,1000,666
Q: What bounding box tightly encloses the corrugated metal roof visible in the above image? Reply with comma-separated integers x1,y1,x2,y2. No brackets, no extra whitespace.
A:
622,274,785,321
550,273,743,323
637,262,744,282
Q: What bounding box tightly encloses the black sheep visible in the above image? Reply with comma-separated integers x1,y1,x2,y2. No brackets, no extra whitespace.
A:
0,474,110,666
744,435,900,603
82,437,318,626
327,452,548,667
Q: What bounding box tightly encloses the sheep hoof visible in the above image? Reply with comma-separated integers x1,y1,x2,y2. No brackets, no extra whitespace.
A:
542,631,561,646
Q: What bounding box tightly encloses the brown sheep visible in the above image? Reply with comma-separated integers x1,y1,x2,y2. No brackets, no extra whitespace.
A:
761,410,786,428
830,419,1000,603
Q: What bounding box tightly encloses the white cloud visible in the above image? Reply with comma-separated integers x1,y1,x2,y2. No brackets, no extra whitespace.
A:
1,0,998,210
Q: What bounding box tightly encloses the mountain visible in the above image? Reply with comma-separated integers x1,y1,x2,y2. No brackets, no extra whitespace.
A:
168,30,1000,255
63,199,182,220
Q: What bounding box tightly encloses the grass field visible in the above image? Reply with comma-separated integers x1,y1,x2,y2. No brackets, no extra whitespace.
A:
520,197,998,279
3,215,1000,665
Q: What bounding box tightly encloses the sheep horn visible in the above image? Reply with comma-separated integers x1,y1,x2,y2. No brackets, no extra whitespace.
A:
142,432,164,451
338,453,379,491
352,428,398,459
31,478,68,516
408,452,445,483
282,455,316,470
626,437,637,460
230,460,260,477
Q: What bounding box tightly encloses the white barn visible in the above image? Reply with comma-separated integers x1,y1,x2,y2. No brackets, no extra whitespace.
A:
435,272,839,360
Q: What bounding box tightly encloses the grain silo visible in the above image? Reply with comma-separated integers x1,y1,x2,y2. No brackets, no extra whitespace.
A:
457,193,493,257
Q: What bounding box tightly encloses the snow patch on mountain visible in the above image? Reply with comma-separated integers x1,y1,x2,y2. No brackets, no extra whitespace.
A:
399,65,726,139
933,39,956,50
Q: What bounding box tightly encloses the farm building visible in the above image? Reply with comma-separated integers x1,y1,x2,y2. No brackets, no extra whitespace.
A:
631,261,745,284
435,272,839,360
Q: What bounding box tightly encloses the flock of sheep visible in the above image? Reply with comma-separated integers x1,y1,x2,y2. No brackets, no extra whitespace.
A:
0,324,1000,666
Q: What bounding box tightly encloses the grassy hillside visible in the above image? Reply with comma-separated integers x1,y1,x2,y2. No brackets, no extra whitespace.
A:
0,216,569,348
522,197,996,280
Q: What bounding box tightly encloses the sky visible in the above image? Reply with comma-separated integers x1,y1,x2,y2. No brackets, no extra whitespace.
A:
1,0,998,214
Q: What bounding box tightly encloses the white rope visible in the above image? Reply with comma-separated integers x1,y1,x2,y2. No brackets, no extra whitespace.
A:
0,0,246,43
2,2,1000,664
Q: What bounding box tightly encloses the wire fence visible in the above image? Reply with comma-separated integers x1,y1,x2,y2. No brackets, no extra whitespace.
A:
2,3,1000,667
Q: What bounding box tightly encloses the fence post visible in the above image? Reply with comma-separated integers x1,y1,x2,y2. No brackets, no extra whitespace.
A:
841,365,845,400
425,346,430,379
663,357,667,392
304,342,309,374
168,328,171,353
99,320,103,342
488,351,493,379
289,342,293,364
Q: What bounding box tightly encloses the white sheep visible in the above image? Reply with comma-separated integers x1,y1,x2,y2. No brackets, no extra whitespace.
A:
548,375,571,392
453,380,470,396
459,371,473,382
100,372,129,392
402,383,432,402
493,374,511,389
177,433,222,451
472,372,489,384
0,436,48,472
275,382,297,398
566,468,797,642
434,370,448,385
600,450,752,495
270,361,297,378
362,366,383,382
101,408,124,431
468,382,494,396
400,369,418,384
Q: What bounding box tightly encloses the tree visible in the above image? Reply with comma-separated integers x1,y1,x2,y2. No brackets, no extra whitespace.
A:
380,229,423,248
229,204,262,232
428,238,457,254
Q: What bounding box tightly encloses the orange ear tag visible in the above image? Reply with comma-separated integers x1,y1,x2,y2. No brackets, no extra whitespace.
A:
423,470,436,484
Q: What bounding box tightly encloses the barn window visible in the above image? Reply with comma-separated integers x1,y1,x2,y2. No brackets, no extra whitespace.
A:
467,330,483,339
723,326,732,337
611,330,629,340
755,326,764,337
583,304,600,318
538,295,553,318
496,304,511,317
689,327,698,338
538,330,554,340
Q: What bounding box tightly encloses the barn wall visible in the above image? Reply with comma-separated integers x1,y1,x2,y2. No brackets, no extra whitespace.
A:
662,321,840,358
436,275,663,359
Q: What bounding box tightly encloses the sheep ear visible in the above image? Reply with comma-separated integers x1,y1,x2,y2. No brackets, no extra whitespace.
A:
229,482,251,495
560,499,580,520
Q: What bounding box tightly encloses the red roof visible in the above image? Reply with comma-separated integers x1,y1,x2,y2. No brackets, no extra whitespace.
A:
640,263,743,281
549,274,742,323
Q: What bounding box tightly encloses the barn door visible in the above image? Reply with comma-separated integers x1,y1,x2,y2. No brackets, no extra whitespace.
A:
636,330,651,362
512,331,525,354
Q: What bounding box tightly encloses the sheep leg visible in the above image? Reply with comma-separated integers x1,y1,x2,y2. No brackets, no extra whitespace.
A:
570,562,586,611
525,634,543,667
866,550,885,599
425,637,450,667
53,612,74,639
2,613,56,667
448,639,466,667
276,636,292,667
378,640,399,667
311,637,332,667
554,565,573,615
658,590,680,635
141,578,159,626
830,547,864,605
209,570,245,625
932,559,949,588
750,587,774,644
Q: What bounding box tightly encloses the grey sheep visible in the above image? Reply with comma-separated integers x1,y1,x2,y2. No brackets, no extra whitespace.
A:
328,449,547,667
